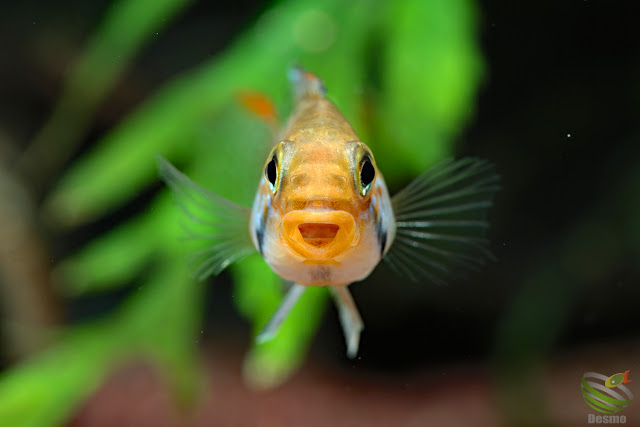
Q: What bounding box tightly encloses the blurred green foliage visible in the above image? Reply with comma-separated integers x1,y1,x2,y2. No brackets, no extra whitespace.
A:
0,0,484,424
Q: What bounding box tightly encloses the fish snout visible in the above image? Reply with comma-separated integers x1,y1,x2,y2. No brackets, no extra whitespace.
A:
281,210,359,260
290,169,348,189
288,169,351,202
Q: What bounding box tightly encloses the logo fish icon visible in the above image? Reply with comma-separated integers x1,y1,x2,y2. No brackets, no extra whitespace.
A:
605,370,633,389
582,371,634,414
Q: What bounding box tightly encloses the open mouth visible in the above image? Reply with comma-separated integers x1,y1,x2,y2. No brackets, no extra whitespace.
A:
298,223,340,248
281,210,358,259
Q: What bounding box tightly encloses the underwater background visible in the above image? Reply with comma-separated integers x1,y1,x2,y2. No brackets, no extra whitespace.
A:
0,0,638,425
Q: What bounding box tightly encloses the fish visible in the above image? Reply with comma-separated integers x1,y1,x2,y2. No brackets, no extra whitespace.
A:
157,66,500,359
605,370,633,388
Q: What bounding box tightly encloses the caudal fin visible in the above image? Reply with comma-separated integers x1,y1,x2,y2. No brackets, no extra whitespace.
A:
288,65,326,101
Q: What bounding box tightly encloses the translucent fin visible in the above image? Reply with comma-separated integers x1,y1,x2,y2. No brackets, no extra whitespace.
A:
255,283,306,344
157,155,255,280
288,65,326,101
386,158,500,284
330,286,364,359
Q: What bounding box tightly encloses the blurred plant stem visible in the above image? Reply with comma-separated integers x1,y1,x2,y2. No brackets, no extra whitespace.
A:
0,249,202,426
0,137,60,361
17,0,193,196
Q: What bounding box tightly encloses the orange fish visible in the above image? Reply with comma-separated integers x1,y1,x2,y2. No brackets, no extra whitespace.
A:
158,66,499,358
605,370,633,388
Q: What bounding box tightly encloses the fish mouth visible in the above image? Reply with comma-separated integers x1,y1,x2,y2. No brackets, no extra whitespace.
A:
281,210,359,260
298,223,340,247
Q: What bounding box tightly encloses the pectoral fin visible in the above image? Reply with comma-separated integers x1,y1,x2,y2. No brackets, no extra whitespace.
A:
157,156,255,280
385,158,500,285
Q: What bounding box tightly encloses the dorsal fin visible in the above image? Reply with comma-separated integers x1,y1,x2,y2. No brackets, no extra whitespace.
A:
288,65,326,101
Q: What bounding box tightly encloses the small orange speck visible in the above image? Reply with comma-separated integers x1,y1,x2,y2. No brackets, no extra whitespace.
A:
237,91,277,122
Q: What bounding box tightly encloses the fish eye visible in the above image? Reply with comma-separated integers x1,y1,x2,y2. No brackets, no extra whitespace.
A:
359,155,375,196
265,155,278,193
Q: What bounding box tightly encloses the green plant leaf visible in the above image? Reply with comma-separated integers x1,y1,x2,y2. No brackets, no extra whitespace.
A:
0,322,122,427
45,0,349,226
55,214,158,295
22,0,194,190
377,0,484,178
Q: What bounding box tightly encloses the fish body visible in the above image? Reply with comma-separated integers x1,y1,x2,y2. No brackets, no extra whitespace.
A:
605,370,633,388
250,69,395,286
158,66,499,358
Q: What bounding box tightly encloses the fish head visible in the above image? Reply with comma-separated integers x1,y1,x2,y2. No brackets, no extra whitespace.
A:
250,139,395,285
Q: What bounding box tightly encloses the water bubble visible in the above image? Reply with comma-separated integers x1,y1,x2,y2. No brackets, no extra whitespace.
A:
293,9,337,53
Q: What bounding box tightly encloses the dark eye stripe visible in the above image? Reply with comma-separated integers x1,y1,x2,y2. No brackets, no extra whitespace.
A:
255,203,268,256
374,205,387,256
